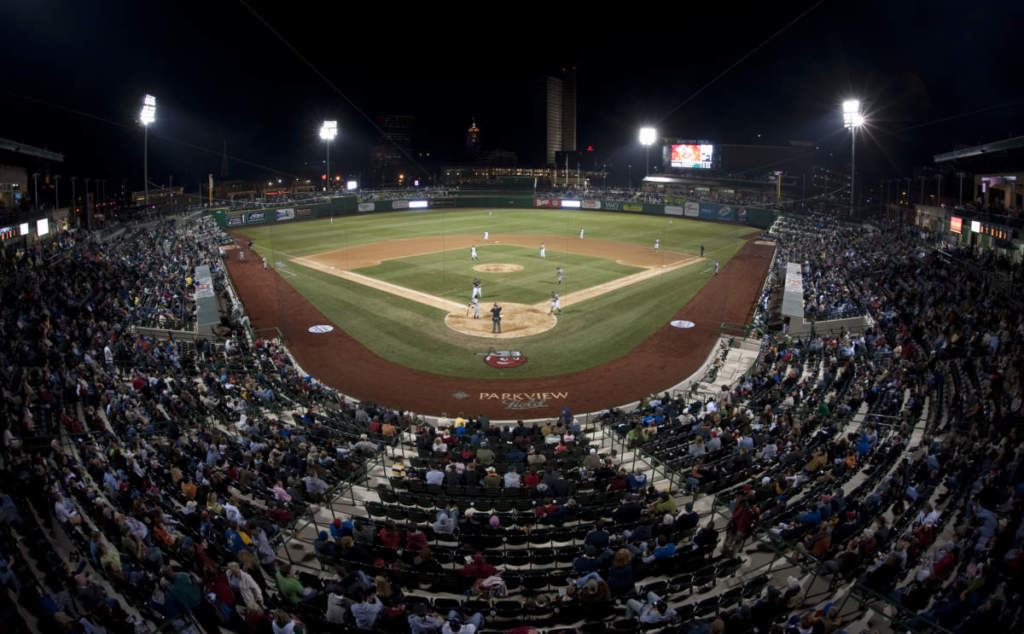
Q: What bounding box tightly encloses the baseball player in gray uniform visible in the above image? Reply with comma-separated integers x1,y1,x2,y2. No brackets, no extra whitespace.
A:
471,245,479,261
556,267,563,285
549,291,562,315
471,296,480,318
472,278,482,299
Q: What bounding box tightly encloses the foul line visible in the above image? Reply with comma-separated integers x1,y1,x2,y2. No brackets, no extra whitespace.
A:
291,253,704,316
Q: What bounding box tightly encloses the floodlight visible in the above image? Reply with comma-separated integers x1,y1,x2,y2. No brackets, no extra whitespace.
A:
639,127,657,146
319,120,338,141
842,99,863,128
140,94,156,126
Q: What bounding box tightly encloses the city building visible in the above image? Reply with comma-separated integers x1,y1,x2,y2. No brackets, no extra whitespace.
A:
543,68,577,166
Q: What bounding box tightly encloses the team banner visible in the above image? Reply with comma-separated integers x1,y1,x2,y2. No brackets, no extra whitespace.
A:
582,200,601,209
357,202,375,212
226,215,243,227
245,211,265,224
534,198,561,208
275,208,295,222
664,205,684,216
622,203,643,212
392,200,410,210
684,202,700,217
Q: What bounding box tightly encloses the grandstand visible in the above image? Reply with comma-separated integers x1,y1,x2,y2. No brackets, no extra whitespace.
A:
0,199,1021,634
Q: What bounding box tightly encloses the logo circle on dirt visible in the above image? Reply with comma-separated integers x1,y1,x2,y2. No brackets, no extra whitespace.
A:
484,350,527,369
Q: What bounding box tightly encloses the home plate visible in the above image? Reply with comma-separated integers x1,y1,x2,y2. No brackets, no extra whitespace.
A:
308,325,334,334
670,320,695,329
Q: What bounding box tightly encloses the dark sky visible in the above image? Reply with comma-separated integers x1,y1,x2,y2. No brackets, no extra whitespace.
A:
3,0,1022,191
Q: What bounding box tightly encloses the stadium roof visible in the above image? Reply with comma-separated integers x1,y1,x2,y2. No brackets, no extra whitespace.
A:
0,137,64,162
934,135,1024,163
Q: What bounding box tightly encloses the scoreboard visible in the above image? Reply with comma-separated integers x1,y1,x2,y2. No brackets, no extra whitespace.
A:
0,226,16,241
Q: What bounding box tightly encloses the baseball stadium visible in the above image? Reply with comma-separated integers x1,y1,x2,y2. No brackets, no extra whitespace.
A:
3,4,1024,634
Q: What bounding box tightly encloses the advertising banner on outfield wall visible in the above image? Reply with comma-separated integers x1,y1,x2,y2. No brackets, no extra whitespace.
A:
736,208,748,223
275,208,295,222
227,215,243,227
534,198,561,208
684,202,700,217
582,200,601,209
622,203,643,212
392,200,409,210
664,205,684,216
245,211,265,224
602,201,621,211
357,202,375,212
296,208,312,217
698,203,717,220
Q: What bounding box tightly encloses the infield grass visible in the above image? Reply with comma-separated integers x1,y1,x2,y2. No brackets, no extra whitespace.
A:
235,208,755,378
354,245,643,305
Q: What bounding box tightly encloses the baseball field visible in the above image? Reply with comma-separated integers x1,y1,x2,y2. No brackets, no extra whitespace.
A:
231,208,756,380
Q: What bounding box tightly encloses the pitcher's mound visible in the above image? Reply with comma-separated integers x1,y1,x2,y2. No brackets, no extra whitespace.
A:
446,302,556,338
473,263,523,273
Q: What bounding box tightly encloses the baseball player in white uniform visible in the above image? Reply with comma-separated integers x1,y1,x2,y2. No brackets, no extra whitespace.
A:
549,292,562,315
262,256,268,270
239,250,245,262
540,243,546,258
471,245,478,261
714,260,720,275
654,239,660,251
483,231,489,241
472,278,482,299
579,227,585,239
471,296,480,319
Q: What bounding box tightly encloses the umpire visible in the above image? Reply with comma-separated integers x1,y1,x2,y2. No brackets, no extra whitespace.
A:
490,303,502,333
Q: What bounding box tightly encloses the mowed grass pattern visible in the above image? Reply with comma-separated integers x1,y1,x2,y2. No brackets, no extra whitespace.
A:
354,245,643,305
236,208,754,378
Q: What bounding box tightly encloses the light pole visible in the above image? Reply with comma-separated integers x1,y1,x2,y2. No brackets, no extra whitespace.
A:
54,174,61,210
319,120,338,192
639,127,657,179
627,164,632,189
139,94,156,206
842,99,864,217
32,173,40,211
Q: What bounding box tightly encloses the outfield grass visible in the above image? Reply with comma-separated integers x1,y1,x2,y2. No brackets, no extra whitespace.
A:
236,208,755,378
354,245,643,305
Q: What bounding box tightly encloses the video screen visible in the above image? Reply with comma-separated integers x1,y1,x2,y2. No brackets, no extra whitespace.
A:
670,143,714,169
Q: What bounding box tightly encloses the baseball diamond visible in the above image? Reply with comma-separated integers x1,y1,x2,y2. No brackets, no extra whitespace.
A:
228,207,771,417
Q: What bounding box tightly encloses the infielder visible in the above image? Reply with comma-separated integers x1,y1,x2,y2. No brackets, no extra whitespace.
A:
549,291,562,315
483,231,489,241
540,243,546,258
262,256,268,270
654,239,660,251
472,278,482,299
239,250,245,262
714,260,719,275
556,267,563,284
471,245,479,261
471,296,480,319
579,227,585,239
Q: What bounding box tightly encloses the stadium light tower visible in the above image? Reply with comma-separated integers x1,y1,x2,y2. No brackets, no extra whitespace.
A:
139,94,157,206
319,120,338,192
639,126,657,178
842,99,864,216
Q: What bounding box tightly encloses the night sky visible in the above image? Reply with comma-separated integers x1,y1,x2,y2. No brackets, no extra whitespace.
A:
3,0,1021,191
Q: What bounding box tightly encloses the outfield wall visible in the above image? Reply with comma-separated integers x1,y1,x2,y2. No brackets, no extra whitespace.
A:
210,193,777,230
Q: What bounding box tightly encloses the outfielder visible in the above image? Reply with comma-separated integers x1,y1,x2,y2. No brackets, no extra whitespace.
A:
549,291,562,315
579,227,585,240
471,245,479,261
556,267,563,284
472,278,482,299
540,243,546,258
654,239,660,251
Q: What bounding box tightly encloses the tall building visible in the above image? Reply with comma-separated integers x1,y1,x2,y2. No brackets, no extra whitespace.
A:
544,68,577,166
465,118,480,161
370,115,415,186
